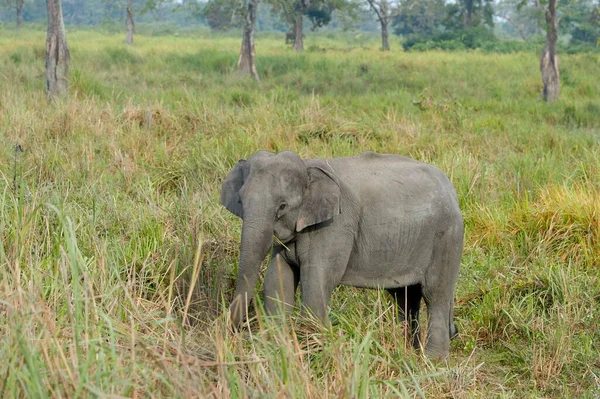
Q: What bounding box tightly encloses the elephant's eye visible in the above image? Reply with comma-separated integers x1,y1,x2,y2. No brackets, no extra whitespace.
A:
276,203,287,218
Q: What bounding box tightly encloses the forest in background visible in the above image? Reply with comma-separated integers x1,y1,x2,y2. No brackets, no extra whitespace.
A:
1,0,599,52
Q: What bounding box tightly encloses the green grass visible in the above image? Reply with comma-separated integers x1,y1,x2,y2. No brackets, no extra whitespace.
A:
1,28,599,397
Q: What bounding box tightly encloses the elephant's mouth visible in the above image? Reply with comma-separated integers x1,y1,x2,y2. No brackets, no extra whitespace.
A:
273,233,295,246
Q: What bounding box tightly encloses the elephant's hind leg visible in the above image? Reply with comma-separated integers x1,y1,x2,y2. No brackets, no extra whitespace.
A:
422,226,462,359
264,248,300,319
387,284,422,349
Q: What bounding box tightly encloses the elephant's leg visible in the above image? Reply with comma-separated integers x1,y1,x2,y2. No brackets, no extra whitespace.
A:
387,284,422,349
422,293,453,358
298,246,352,324
299,265,337,323
295,214,355,324
263,249,300,318
407,285,423,349
421,228,462,358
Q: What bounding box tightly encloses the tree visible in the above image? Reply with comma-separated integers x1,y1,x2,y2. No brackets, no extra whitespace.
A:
126,0,134,44
560,0,600,46
103,0,165,44
495,0,544,41
2,0,26,27
393,0,446,38
514,0,562,101
15,0,23,26
45,0,70,100
269,0,311,51
238,0,260,81
540,0,559,101
497,0,598,45
269,0,350,51
200,0,243,30
393,0,454,50
366,0,395,50
444,0,494,30
292,0,305,51
105,0,184,45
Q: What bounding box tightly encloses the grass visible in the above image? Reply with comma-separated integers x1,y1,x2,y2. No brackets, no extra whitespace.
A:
0,27,599,397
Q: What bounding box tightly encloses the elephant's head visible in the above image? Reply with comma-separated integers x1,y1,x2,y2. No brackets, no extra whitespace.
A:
220,150,341,327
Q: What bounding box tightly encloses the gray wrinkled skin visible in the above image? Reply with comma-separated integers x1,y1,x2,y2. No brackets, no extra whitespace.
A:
220,150,463,358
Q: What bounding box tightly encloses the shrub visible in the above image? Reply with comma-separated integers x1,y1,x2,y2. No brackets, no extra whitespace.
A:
480,39,539,54
403,26,498,51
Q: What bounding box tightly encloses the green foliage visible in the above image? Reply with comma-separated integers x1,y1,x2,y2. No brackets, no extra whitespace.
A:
305,1,334,30
0,29,599,397
395,0,597,53
394,0,498,51
499,0,600,49
561,0,600,45
198,0,244,31
444,0,495,30
267,0,359,39
403,26,498,51
393,0,447,38
0,0,202,27
479,38,541,53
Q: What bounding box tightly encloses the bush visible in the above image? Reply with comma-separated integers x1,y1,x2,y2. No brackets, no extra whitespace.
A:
561,43,600,54
480,39,539,54
403,26,498,51
409,39,467,51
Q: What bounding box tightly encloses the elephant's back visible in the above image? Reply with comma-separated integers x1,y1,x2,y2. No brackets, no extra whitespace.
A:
326,152,436,178
325,153,457,208
325,152,463,241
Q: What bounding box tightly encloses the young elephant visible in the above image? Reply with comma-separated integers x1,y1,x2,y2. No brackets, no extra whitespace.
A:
220,150,463,358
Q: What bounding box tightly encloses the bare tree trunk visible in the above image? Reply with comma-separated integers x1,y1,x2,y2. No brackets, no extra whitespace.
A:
381,20,390,51
381,23,390,51
380,0,390,50
464,0,473,28
46,0,70,100
293,9,304,52
16,0,24,28
367,0,391,51
126,0,134,45
237,0,260,82
540,0,560,102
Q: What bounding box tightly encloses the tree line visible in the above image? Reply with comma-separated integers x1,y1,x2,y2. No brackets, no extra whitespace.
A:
4,0,598,101
3,0,599,52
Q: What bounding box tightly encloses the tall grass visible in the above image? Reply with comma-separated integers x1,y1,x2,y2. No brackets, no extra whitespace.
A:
0,28,599,396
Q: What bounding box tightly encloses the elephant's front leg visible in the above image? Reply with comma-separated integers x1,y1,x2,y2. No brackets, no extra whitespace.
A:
298,232,353,324
263,247,300,318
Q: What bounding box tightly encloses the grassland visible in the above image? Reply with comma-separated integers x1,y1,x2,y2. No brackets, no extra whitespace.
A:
0,27,599,397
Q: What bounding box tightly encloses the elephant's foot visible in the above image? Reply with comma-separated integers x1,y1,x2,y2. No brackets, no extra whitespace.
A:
424,345,450,360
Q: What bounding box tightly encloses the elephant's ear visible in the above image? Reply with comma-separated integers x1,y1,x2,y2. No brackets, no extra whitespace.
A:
296,162,341,232
220,160,247,219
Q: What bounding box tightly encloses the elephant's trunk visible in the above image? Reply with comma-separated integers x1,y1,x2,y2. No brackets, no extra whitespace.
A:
230,210,274,327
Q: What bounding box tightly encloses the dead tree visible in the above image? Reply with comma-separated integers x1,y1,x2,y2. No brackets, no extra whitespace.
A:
45,0,70,99
126,0,135,45
237,0,260,82
540,0,560,102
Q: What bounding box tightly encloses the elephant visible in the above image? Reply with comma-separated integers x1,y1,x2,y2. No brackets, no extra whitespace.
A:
220,150,463,358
